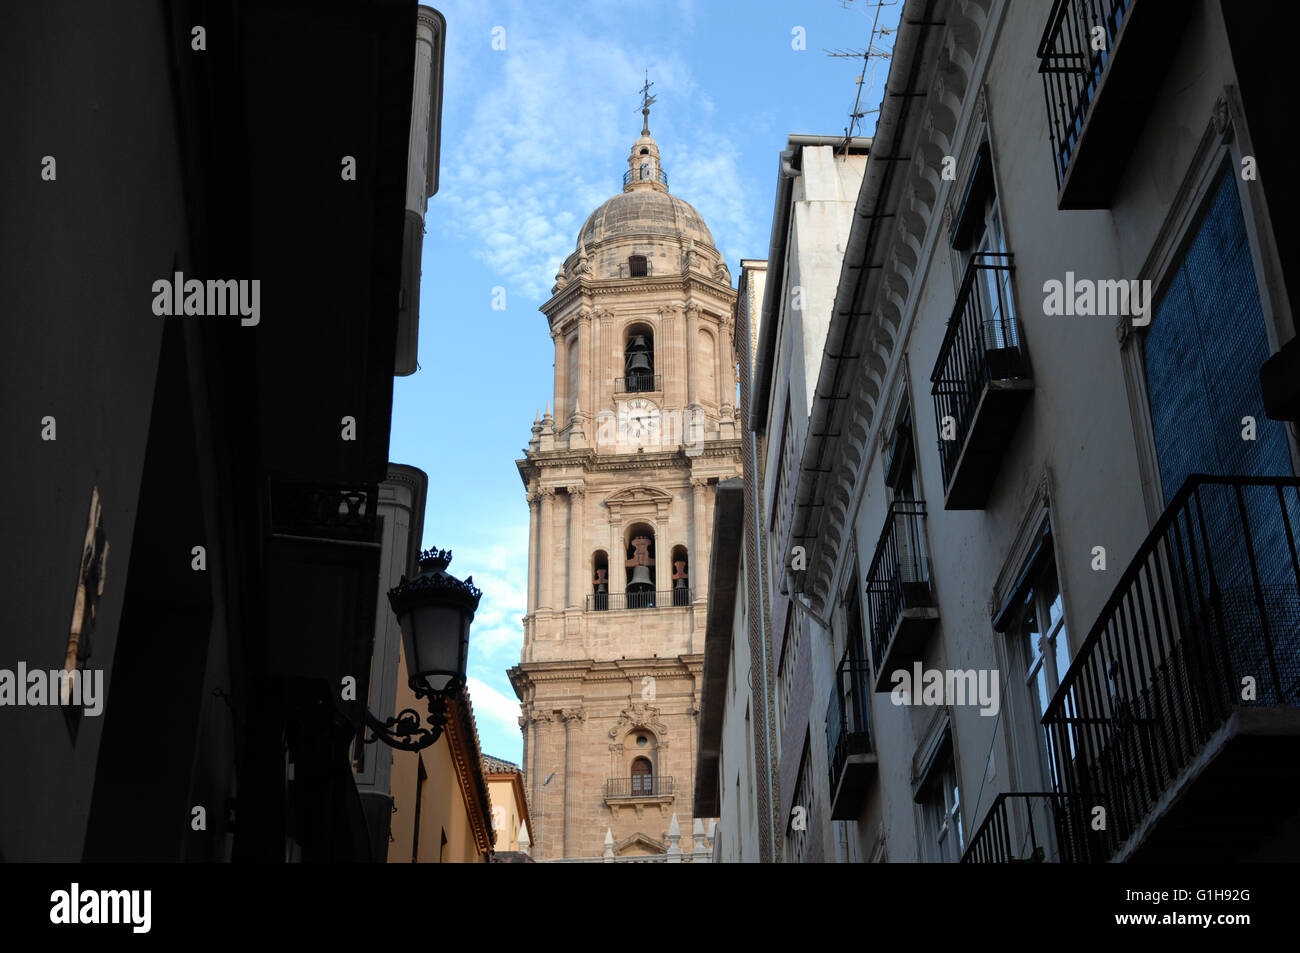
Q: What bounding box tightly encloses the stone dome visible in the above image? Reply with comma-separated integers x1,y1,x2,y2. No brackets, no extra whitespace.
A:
578,189,716,251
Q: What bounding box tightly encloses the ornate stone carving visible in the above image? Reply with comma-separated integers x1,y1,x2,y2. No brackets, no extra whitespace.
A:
609,703,669,745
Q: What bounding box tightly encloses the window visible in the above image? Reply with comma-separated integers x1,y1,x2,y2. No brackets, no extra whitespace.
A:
631,756,653,795
1002,544,1070,789
592,550,609,610
953,145,1016,351
1143,165,1290,501
787,737,812,862
670,545,689,605
629,255,648,278
919,748,963,863
624,326,655,391
625,524,656,607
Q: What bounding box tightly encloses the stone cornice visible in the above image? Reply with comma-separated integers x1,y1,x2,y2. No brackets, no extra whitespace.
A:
542,272,737,318
516,441,742,485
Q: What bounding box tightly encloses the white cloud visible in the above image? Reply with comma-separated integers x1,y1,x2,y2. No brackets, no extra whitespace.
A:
433,0,762,301
466,675,522,739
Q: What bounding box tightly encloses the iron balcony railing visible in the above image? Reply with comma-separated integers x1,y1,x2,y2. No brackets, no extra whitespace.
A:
1037,0,1131,189
865,500,934,671
605,776,673,799
827,653,873,794
587,589,692,611
929,252,1027,492
623,167,669,189
962,792,1079,863
614,373,662,394
1043,475,1300,862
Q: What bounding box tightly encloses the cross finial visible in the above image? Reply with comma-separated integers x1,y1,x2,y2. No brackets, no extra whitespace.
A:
638,69,656,136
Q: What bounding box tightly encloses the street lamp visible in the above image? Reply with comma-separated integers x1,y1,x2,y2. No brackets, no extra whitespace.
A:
364,547,482,752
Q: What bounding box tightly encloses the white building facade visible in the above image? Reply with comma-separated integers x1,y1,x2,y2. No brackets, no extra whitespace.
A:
750,0,1299,863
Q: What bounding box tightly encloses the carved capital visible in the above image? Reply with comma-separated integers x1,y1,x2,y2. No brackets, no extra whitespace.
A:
539,485,558,499
527,490,541,507
566,484,586,499
559,707,586,725
691,477,710,490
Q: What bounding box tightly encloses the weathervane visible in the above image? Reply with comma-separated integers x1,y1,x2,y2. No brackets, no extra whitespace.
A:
638,69,657,136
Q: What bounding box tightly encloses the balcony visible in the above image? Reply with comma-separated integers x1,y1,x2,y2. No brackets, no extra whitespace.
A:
827,654,877,820
586,589,692,611
1038,0,1189,209
962,793,1084,863
1044,476,1300,862
624,167,669,190
613,373,662,395
865,501,939,692
929,253,1032,510
604,775,674,813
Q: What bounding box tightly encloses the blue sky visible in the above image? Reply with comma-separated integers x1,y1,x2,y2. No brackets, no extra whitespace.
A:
389,0,901,765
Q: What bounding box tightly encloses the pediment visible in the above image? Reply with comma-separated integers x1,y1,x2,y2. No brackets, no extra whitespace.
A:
604,485,674,520
615,832,666,856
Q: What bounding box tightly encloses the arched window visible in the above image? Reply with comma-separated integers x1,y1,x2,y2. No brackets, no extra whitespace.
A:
628,255,648,278
623,325,655,392
592,550,609,611
670,545,690,606
625,523,656,608
631,756,653,795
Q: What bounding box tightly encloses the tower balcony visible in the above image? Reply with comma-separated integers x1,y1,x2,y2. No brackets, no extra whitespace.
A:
613,373,662,395
866,501,940,692
587,589,693,611
623,167,668,190
1044,475,1300,862
929,253,1032,510
604,775,674,814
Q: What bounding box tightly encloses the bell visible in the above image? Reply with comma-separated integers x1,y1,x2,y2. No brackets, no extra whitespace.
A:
626,351,652,373
629,565,654,589
674,576,687,589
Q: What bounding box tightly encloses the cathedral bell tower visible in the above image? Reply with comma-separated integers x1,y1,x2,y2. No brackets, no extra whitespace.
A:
508,89,742,860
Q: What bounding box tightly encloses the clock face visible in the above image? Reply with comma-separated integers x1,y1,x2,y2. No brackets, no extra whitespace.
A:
619,398,661,447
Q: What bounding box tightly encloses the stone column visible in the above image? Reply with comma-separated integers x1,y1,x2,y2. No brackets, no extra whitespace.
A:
538,486,556,610
578,312,593,427
526,490,540,614
609,515,625,598
567,485,586,608
560,708,586,858
685,302,701,404
551,329,564,422
692,477,709,603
